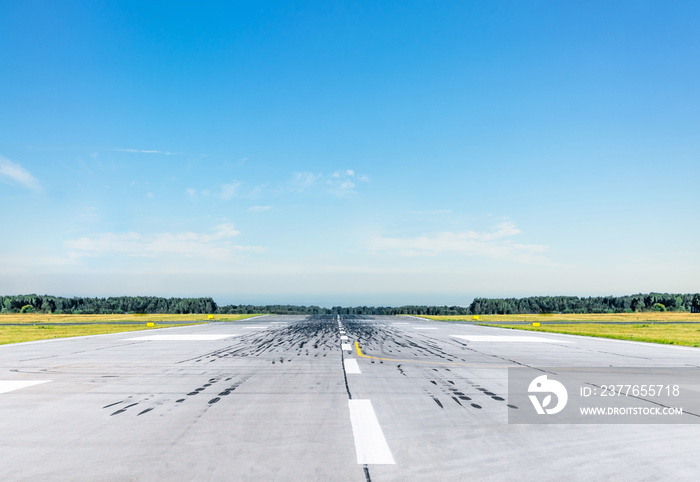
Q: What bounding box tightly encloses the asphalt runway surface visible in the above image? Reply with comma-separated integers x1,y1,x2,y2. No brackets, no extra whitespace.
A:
1,315,700,481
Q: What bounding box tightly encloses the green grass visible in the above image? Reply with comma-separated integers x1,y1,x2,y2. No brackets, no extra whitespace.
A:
489,323,700,347
0,313,263,325
412,312,699,323
0,323,197,346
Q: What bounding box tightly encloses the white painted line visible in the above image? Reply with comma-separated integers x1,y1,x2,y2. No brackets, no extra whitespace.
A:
242,326,265,329
341,335,349,341
341,343,352,351
344,358,361,374
451,335,573,343
348,399,395,464
339,331,346,335
128,334,239,341
413,327,437,330
0,380,51,394
391,322,409,325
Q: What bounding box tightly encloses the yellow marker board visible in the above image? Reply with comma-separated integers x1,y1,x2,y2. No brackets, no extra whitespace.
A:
532,322,540,327
207,314,214,320
146,322,155,327
473,315,480,320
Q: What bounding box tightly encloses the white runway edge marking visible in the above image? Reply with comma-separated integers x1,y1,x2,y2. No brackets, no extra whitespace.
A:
413,327,437,330
451,335,573,343
348,400,395,464
341,343,352,351
128,334,240,341
340,335,349,340
344,358,362,374
0,380,51,394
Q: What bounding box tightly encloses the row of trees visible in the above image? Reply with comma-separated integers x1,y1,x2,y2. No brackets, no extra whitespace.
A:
1,293,699,315
467,293,700,314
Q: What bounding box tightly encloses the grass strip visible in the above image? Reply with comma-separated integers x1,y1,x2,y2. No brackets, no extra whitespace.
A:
488,323,700,348
413,312,700,323
0,323,196,346
0,313,263,325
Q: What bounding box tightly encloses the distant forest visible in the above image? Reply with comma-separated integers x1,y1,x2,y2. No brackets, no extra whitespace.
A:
1,293,699,315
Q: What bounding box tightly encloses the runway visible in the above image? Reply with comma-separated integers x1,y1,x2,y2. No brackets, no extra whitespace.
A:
1,315,700,481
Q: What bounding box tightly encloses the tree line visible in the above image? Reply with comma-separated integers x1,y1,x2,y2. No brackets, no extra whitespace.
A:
1,293,699,315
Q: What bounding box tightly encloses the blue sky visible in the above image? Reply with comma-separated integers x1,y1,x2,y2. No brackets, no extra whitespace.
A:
1,1,698,306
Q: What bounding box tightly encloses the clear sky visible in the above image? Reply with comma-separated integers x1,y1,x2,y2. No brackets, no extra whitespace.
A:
1,1,698,306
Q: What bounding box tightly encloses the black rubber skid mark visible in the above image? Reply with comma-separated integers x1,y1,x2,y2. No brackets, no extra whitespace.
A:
363,464,372,482
432,397,444,409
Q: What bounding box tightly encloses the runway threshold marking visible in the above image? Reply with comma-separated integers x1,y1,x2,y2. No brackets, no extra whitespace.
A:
127,334,240,341
0,380,51,394
348,399,395,464
344,358,361,374
354,342,511,367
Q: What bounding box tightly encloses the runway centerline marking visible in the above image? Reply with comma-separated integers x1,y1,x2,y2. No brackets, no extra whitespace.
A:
451,335,573,343
340,335,349,340
341,343,352,351
127,334,240,341
348,399,395,465
344,358,361,374
0,380,51,394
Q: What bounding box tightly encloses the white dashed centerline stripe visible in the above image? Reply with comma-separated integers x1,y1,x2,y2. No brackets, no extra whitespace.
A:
341,343,352,351
348,399,395,464
0,380,51,394
344,359,361,374
340,335,349,341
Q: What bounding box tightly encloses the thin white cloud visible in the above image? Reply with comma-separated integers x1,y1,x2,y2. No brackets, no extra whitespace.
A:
292,172,322,192
0,156,41,191
410,209,453,215
114,148,180,155
249,205,271,212
220,181,242,200
327,169,368,196
66,224,265,260
369,222,548,263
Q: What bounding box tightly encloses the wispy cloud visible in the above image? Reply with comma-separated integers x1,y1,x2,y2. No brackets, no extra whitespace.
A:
186,182,242,201
220,182,242,200
66,224,265,260
249,205,271,212
368,222,548,263
292,172,322,192
114,148,180,155
0,156,41,191
410,209,453,215
327,169,369,196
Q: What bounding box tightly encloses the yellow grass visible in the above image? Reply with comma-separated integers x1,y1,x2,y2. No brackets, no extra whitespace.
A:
411,312,699,323
0,324,192,346
0,313,262,324
492,323,700,348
